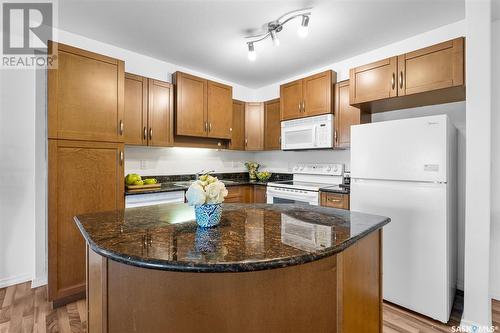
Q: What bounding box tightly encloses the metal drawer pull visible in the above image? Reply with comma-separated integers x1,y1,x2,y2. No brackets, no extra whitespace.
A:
119,151,124,165
119,120,124,135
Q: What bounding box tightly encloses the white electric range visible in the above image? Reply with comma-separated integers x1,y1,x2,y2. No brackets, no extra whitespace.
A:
266,163,344,206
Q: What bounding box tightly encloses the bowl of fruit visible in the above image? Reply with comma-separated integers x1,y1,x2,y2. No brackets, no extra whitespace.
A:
256,171,272,182
125,174,160,190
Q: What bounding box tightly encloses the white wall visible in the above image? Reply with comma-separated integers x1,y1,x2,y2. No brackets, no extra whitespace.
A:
0,69,36,288
125,146,254,176
490,19,500,301
461,0,492,327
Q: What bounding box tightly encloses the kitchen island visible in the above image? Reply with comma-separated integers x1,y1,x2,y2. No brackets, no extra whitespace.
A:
75,203,389,333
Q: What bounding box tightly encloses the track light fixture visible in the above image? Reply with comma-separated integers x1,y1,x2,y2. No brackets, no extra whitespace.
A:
245,8,311,61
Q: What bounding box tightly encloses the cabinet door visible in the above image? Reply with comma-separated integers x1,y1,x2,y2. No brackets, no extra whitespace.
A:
253,185,267,203
264,99,281,150
349,57,398,104
398,37,464,96
148,79,173,147
334,81,370,149
303,70,333,117
320,192,349,210
48,140,124,303
229,100,245,150
280,79,303,120
245,102,264,151
174,72,207,137
207,81,233,139
48,42,124,142
124,73,148,145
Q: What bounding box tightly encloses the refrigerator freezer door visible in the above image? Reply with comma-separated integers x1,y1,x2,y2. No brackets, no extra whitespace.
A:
351,115,448,182
351,179,452,323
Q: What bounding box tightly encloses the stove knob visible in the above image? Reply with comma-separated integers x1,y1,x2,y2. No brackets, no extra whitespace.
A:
299,166,304,171
326,166,332,172
293,166,299,171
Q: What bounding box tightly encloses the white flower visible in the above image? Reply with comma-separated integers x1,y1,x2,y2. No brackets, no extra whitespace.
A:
205,181,228,204
186,183,206,206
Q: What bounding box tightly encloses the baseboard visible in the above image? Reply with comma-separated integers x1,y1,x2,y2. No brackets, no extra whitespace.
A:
0,273,32,289
31,275,47,288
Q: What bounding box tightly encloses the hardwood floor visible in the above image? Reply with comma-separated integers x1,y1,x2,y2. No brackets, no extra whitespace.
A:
0,282,498,332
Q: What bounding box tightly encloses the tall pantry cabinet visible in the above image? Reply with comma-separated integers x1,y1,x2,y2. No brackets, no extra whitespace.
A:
47,42,125,305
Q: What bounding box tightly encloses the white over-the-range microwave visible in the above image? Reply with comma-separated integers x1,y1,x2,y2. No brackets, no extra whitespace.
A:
281,114,333,150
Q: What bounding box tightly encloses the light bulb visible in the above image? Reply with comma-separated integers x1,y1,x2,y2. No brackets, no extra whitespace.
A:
298,15,309,38
247,42,256,62
270,30,280,47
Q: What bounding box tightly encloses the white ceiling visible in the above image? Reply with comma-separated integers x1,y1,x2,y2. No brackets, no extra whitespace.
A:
58,0,465,88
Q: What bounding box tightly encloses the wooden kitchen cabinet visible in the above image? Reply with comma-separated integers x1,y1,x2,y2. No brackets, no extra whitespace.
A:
173,71,233,139
148,79,174,147
48,42,124,143
124,74,148,145
48,139,124,305
280,70,336,121
264,99,281,150
253,185,267,203
124,74,173,147
229,100,245,150
349,37,465,112
349,57,398,105
320,192,350,210
245,102,264,151
225,185,254,203
398,38,464,96
334,80,371,148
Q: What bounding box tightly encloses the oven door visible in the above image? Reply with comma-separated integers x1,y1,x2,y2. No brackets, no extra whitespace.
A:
266,186,319,206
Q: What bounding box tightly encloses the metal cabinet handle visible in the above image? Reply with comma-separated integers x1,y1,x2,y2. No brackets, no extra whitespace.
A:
119,120,124,135
209,123,212,132
149,128,153,140
302,101,305,113
391,73,395,90
334,130,338,143
204,122,208,132
245,138,248,147
399,71,404,89
298,103,301,113
119,151,124,165
143,127,147,140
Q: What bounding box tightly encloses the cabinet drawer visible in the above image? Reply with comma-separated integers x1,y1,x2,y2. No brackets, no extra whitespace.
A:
320,192,349,210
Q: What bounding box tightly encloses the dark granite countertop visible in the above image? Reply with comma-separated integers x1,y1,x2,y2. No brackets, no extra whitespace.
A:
319,185,350,195
75,203,389,273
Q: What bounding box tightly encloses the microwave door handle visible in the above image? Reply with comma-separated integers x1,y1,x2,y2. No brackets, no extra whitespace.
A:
313,125,318,147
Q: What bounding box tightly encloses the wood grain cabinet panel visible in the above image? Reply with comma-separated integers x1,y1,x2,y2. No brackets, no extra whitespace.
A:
207,81,233,139
174,72,233,140
148,79,174,147
253,185,267,203
264,99,281,150
229,100,245,150
225,185,253,203
48,42,124,143
303,71,333,117
173,72,207,137
320,192,349,210
245,102,264,151
124,74,148,145
349,57,398,105
398,37,464,96
334,80,371,149
48,140,124,305
280,70,335,121
280,79,303,120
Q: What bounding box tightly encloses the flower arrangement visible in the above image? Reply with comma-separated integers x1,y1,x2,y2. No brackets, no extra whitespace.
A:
186,174,228,227
245,161,260,180
186,174,228,206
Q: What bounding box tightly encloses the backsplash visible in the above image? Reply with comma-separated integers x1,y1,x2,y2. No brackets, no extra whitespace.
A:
144,172,293,183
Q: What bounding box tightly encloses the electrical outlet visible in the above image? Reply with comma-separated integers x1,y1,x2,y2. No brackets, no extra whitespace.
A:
140,160,147,170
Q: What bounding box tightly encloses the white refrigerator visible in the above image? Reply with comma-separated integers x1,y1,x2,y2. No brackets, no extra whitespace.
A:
350,114,457,323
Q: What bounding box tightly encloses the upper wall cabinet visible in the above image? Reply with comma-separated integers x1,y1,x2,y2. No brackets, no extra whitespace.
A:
245,102,264,151
264,99,281,150
229,100,246,150
349,37,465,112
48,42,124,143
280,70,337,121
124,74,173,147
173,71,233,139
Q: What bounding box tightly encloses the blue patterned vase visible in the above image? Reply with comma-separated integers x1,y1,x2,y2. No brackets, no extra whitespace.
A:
194,204,222,228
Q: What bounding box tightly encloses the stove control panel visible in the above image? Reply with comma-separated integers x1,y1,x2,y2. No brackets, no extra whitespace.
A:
291,163,344,176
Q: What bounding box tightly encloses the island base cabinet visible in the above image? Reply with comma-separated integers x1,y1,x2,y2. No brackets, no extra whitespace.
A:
86,229,382,333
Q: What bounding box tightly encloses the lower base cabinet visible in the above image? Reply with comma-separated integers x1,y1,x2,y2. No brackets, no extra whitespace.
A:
320,192,350,210
253,185,267,203
225,185,254,203
48,139,124,305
